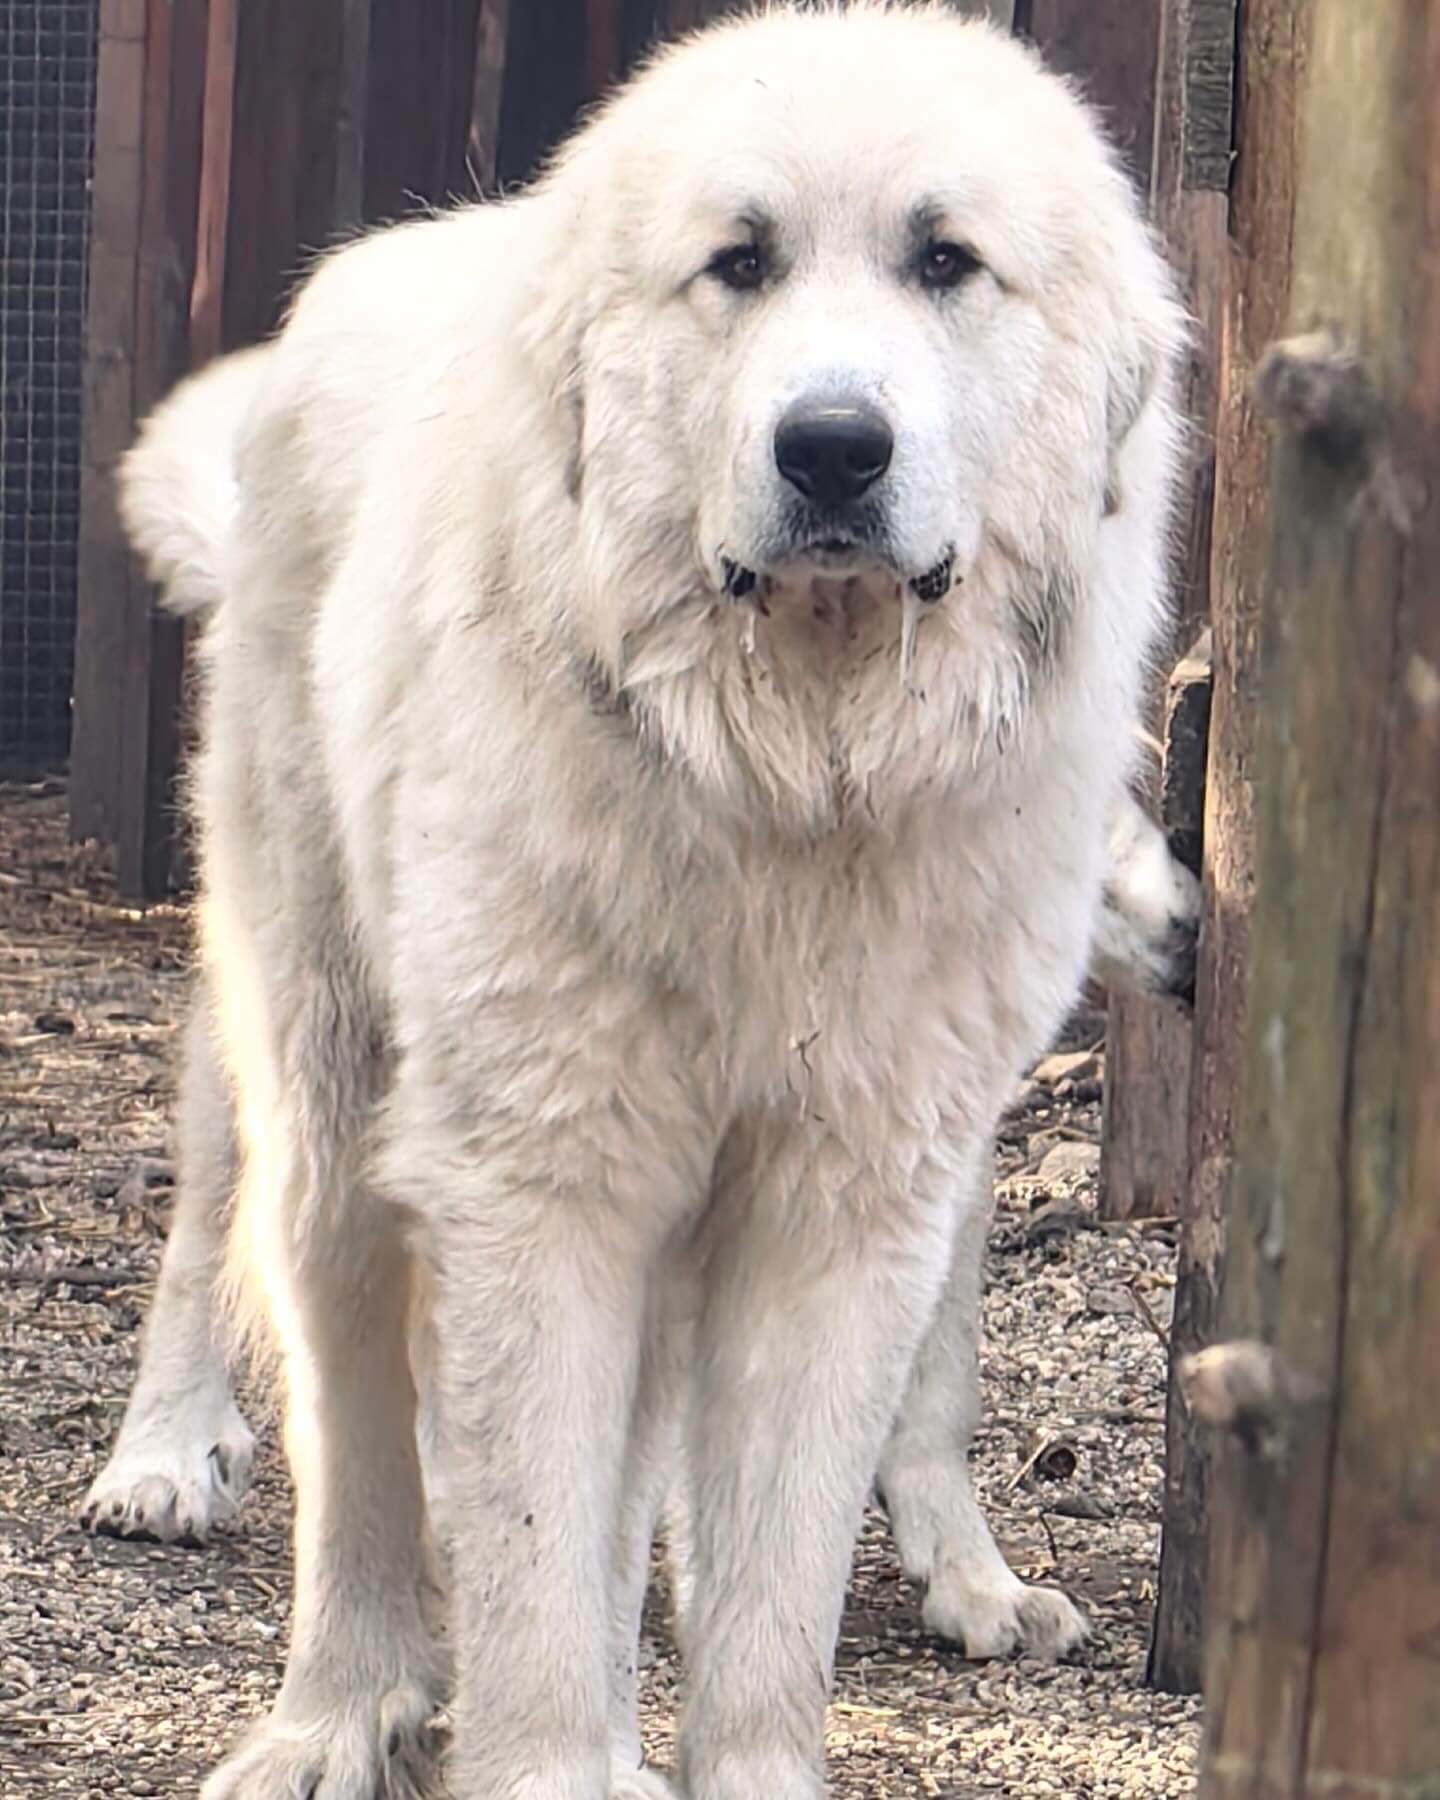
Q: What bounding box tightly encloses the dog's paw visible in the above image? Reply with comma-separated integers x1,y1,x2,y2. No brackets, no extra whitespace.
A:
202,1678,439,1800
81,1398,254,1544
923,1568,1088,1661
1092,794,1202,1005
611,1763,680,1800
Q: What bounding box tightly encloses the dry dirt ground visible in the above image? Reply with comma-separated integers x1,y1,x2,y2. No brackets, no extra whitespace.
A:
0,777,1201,1798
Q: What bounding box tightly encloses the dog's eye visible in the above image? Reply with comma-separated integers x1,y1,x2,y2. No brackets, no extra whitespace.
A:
707,244,766,293
919,241,982,292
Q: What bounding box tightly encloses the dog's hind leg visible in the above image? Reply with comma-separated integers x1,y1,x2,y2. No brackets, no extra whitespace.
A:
201,925,443,1800
81,990,255,1544
878,1149,1088,1660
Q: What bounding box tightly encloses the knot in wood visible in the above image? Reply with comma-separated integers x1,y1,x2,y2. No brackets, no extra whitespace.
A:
1179,1339,1323,1457
1253,328,1380,467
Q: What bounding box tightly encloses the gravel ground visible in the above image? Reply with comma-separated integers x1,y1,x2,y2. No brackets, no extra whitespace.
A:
0,777,1201,1798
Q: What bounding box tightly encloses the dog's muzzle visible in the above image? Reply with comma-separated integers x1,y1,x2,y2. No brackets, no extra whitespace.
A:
718,545,956,606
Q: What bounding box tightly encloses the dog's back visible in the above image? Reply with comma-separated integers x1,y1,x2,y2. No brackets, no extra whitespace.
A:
120,204,525,628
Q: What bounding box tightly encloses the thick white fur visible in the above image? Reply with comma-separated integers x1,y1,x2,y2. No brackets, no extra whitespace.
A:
114,345,269,619
97,10,1184,1797
1091,784,1200,998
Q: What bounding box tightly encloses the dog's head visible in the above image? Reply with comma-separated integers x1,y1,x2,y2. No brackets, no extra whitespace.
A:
521,8,1178,618
510,7,1182,832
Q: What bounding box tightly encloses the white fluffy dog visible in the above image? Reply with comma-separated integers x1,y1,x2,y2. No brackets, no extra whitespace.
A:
96,9,1185,1797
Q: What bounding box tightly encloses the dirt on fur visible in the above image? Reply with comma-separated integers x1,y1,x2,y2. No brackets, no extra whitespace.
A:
0,777,1200,1798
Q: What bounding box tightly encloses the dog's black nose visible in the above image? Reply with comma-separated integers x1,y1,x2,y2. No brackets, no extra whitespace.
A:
774,402,894,508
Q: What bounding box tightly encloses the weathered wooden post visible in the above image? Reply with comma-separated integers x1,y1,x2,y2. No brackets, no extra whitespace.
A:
1098,0,1232,1228
1147,0,1302,1696
1195,0,1440,1788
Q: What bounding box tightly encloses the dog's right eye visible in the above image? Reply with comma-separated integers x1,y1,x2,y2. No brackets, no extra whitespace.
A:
918,240,983,292
707,244,766,293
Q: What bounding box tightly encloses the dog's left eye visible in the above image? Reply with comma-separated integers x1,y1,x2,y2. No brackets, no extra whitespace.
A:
707,244,766,292
918,241,982,292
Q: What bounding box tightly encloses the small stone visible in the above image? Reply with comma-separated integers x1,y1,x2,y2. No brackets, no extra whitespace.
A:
1038,1141,1101,1188
1032,1050,1100,1087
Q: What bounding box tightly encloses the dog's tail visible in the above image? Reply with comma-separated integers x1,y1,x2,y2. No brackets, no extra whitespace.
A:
117,345,269,617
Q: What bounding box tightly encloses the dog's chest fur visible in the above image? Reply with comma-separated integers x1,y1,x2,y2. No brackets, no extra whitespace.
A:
327,540,1103,1149
480,604,1083,1134
605,566,1035,846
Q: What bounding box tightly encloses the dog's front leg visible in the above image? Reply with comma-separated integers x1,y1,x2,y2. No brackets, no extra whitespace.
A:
607,1261,698,1781
385,979,716,1800
677,1116,956,1800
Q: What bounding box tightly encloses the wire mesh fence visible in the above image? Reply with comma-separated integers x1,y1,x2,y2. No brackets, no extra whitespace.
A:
0,0,99,770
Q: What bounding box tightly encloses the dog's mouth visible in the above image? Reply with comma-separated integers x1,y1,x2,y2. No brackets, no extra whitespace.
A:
801,535,867,570
720,545,956,605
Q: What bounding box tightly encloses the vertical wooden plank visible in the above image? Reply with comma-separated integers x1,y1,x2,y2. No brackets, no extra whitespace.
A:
469,0,513,193
1157,0,1301,1709
120,0,208,899
493,0,588,188
1096,0,1207,1231
365,0,481,218
221,0,347,349
1101,0,1233,1245
70,0,147,846
334,0,371,230
1149,0,1234,644
944,0,1016,23
190,0,237,364
1199,0,1440,1789
1142,0,1264,1699
1101,985,1194,1223
70,0,210,897
661,0,705,29
1024,5,1205,1239
583,0,624,99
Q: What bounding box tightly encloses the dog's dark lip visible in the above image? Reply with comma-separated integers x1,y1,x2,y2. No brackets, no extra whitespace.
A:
720,554,758,599
908,551,955,604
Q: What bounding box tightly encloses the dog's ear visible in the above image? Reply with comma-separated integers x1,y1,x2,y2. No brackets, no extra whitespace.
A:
514,190,596,499
1104,293,1185,516
1104,334,1161,516
1104,349,1149,515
